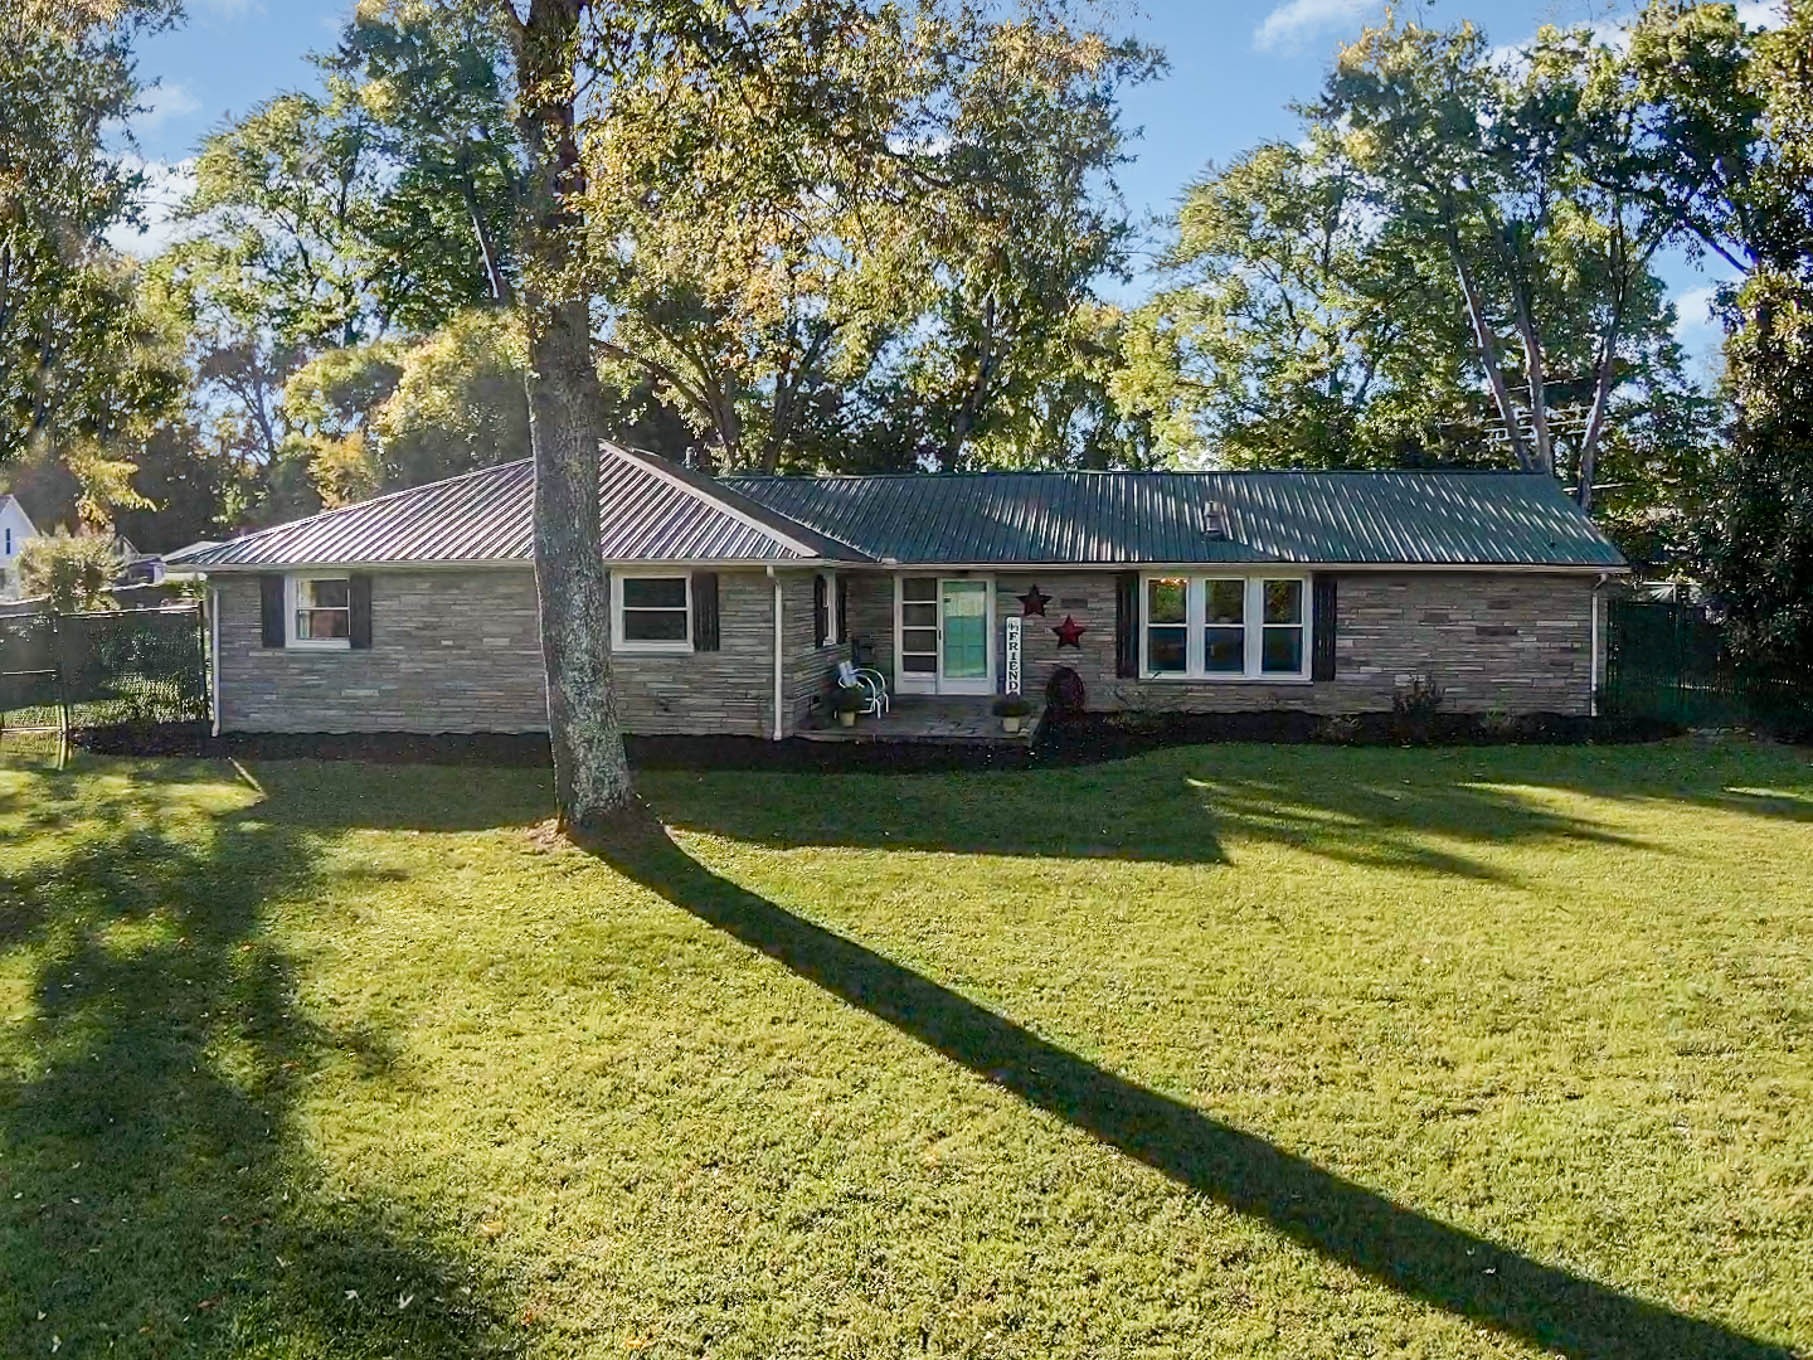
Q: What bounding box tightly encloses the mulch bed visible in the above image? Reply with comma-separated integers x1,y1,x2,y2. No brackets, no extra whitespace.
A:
67,709,1687,773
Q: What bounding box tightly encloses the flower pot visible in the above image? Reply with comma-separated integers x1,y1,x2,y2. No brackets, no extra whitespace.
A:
838,710,857,728
1000,715,1022,734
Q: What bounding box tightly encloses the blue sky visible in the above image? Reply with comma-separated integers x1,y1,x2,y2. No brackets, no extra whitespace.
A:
125,0,1776,368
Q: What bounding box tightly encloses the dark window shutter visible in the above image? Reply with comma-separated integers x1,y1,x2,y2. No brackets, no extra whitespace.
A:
812,573,829,648
835,574,849,645
1114,571,1139,679
349,573,373,650
692,571,720,651
259,574,285,648
1312,574,1338,681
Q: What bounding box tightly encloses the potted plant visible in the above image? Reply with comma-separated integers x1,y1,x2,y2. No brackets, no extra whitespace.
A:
832,684,865,727
992,693,1032,734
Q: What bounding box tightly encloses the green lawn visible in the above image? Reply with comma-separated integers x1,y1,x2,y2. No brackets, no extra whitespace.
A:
1,740,1810,1358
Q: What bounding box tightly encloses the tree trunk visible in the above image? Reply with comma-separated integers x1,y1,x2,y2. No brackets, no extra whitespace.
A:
1444,224,1538,473
459,152,514,305
1507,282,1554,478
505,0,637,836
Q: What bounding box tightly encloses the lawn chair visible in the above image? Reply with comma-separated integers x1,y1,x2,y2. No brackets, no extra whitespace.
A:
836,658,890,718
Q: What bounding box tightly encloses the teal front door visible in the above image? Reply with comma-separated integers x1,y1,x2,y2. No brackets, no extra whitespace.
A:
938,579,991,694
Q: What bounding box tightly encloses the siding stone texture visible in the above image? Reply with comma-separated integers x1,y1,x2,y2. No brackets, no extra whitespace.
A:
215,564,1602,735
841,569,1599,717
217,567,791,736
986,570,1598,715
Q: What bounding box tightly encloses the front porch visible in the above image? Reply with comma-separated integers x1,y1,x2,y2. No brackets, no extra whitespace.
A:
798,694,1040,746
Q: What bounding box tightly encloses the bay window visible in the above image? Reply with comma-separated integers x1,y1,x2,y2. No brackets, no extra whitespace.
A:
1141,573,1312,680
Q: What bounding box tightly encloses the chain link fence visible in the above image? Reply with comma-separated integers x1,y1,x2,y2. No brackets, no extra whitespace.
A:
0,604,208,733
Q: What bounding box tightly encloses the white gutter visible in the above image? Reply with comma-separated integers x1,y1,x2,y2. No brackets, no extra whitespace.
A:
208,585,222,738
768,566,784,741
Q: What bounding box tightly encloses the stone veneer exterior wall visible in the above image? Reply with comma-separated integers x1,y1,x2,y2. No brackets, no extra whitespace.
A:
215,566,801,737
213,564,1604,734
840,568,1602,717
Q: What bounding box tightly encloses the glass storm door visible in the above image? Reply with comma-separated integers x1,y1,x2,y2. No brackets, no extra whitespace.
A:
898,577,940,692
938,580,990,694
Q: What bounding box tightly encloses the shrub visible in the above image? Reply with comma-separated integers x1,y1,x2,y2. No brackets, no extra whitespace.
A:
18,531,122,613
831,684,865,714
1045,665,1087,717
1392,674,1445,719
992,694,1032,718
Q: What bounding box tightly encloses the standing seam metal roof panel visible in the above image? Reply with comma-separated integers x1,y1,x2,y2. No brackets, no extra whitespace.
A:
725,469,1626,567
178,454,1626,572
181,445,863,568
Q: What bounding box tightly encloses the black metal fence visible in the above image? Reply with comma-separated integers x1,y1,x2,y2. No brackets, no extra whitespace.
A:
1602,598,1813,732
0,604,208,730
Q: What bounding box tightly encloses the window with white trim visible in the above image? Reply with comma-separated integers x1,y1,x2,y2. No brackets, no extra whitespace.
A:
1141,573,1311,680
288,575,351,648
614,573,692,651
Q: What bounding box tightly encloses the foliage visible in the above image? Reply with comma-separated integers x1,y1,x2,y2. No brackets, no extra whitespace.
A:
1120,11,1730,565
0,12,186,515
3,749,1812,1352
571,1,1160,472
279,341,405,509
1699,0,1813,673
16,529,122,611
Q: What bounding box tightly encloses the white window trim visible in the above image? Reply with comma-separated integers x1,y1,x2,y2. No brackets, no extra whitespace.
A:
285,573,352,650
1139,571,1312,682
613,571,694,653
817,569,837,648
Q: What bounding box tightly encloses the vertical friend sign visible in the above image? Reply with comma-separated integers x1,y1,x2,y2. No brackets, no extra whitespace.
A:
1004,615,1023,695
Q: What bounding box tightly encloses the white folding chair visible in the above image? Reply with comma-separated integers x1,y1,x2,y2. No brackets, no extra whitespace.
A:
836,658,890,717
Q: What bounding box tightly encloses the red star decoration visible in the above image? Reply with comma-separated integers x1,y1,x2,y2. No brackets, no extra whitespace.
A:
1016,583,1051,617
1052,614,1087,649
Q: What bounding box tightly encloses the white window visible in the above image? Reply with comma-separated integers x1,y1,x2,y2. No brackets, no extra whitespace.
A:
1141,573,1311,680
614,573,692,652
287,575,351,649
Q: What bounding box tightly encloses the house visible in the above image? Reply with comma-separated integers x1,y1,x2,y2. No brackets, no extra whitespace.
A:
0,496,40,601
171,443,1628,739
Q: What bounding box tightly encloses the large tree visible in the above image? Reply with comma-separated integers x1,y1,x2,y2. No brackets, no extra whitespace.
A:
1,3,186,517
1699,0,1813,672
489,0,631,834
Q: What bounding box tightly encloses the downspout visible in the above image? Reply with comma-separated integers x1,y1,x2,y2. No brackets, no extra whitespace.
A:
1590,573,1608,718
208,584,221,738
768,566,784,741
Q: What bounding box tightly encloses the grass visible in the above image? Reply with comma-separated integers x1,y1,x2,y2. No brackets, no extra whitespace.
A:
0,739,1809,1358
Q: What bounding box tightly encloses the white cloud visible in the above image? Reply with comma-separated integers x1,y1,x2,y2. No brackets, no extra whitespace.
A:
1733,1,1780,29
107,157,199,259
1672,285,1726,378
134,82,202,135
1254,0,1375,53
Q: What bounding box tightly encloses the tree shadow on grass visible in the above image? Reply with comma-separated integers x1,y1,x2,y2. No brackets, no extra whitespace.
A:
596,822,1791,1360
0,763,515,1357
647,748,1666,881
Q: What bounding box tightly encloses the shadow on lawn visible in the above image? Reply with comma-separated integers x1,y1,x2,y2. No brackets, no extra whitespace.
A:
597,822,1790,1360
650,745,1677,880
0,762,513,1357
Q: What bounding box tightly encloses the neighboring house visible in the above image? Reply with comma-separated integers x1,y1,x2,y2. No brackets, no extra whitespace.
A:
0,496,40,601
170,443,1628,738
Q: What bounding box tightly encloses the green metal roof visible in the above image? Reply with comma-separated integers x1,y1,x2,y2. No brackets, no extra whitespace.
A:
727,469,1626,568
